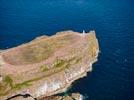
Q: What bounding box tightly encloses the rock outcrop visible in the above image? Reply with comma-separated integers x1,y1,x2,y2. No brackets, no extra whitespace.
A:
0,30,99,100
40,93,83,100
5,93,82,100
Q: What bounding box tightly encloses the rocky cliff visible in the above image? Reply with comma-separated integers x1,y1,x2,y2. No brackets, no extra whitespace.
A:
0,30,99,100
40,93,83,100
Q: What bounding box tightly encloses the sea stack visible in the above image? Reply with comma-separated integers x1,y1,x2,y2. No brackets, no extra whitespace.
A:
0,30,99,100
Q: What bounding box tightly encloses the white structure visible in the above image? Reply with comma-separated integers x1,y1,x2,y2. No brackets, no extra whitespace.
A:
82,30,86,37
82,30,85,35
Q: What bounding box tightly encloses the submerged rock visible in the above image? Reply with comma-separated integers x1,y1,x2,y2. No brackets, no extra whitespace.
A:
0,30,99,100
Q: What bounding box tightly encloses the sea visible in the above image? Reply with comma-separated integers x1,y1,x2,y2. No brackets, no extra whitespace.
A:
0,0,134,100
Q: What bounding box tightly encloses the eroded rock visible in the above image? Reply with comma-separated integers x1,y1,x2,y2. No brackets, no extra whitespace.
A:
40,93,83,100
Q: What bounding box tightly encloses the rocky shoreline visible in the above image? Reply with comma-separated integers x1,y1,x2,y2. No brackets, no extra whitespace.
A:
6,92,83,100
40,93,83,100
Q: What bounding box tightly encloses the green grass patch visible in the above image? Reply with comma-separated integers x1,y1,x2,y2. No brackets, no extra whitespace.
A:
40,64,49,72
53,57,82,69
74,57,82,63
13,81,32,90
54,59,66,68
13,76,41,90
4,75,13,88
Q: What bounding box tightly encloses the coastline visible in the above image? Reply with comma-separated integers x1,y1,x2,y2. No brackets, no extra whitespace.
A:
0,30,99,100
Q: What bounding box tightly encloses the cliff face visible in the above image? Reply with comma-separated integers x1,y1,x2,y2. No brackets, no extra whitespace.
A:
5,93,82,100
0,30,99,100
40,93,83,100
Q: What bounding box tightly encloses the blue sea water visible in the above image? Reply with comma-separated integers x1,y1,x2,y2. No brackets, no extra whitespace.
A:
0,0,134,100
